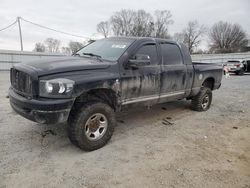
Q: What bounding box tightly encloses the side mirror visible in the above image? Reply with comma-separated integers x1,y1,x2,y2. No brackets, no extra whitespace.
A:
126,54,150,69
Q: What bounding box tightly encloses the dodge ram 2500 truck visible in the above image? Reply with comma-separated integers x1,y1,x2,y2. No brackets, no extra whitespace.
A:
9,37,222,151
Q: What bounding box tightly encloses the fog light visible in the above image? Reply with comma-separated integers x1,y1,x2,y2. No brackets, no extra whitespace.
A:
33,111,46,124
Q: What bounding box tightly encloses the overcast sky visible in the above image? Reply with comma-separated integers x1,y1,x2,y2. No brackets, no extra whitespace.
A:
0,0,249,51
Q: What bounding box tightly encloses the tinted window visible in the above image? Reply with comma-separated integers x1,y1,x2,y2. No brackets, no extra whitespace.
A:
160,43,183,65
135,44,158,65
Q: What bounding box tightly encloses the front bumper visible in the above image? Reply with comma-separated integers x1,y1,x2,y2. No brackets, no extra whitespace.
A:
9,87,75,124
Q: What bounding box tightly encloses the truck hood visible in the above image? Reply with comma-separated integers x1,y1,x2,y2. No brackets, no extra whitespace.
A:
14,56,113,76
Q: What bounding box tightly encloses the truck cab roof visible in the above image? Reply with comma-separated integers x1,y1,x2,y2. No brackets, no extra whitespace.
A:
108,36,178,44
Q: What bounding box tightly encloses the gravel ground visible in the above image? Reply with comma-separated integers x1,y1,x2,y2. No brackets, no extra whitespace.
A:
0,71,249,188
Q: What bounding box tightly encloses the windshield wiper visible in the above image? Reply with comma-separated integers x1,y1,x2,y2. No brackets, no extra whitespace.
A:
82,52,102,61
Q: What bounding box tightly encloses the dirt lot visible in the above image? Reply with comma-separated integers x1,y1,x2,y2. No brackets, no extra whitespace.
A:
0,71,249,188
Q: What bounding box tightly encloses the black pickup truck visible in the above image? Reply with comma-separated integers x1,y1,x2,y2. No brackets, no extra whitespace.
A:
9,37,222,151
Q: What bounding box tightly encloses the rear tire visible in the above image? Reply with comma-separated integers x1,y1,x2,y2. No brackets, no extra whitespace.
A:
68,102,116,151
236,70,244,75
191,87,212,111
239,70,244,75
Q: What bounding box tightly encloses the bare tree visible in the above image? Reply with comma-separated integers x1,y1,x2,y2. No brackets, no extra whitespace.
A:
68,41,84,54
173,33,185,43
175,21,206,53
44,38,61,53
209,21,248,53
130,10,154,37
153,10,173,38
33,42,45,52
61,47,71,54
110,9,135,36
96,21,110,38
104,9,173,38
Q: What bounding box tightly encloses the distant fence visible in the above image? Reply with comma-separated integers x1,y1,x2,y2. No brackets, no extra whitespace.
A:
191,52,250,64
1,50,250,70
0,50,67,70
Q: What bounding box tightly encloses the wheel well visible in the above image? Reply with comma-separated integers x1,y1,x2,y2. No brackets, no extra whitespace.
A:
74,89,118,110
202,78,214,90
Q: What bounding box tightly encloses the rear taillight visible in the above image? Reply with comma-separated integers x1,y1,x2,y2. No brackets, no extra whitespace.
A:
236,64,241,67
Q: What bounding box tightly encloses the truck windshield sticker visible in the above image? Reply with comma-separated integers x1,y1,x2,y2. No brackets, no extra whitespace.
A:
111,44,127,49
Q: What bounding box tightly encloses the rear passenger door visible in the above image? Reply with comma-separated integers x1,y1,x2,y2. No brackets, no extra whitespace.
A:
159,42,188,102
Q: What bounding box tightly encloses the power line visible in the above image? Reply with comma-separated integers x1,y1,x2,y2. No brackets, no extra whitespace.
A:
0,20,17,32
20,17,90,39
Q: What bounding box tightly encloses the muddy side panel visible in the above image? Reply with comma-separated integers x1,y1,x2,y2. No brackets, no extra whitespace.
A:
157,42,188,103
190,63,223,96
118,39,161,106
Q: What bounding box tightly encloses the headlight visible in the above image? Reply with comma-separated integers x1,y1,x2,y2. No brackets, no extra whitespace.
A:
39,78,74,98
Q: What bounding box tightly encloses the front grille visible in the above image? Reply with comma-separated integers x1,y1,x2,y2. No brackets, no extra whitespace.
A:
11,68,32,95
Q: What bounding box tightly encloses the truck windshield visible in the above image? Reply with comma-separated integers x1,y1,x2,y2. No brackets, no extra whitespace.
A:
76,38,135,61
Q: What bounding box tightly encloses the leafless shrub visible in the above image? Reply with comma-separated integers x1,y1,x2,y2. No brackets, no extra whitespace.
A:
44,38,61,53
153,10,173,38
209,21,248,53
174,20,206,53
68,41,85,54
97,9,173,38
96,21,110,38
130,10,154,37
33,42,45,52
110,9,135,36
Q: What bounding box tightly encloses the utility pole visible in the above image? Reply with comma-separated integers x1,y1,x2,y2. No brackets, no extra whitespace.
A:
17,17,23,51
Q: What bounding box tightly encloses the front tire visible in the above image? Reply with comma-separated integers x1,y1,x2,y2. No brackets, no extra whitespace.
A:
68,102,116,151
191,87,212,111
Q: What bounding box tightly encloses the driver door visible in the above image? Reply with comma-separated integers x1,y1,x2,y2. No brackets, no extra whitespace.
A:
120,42,161,105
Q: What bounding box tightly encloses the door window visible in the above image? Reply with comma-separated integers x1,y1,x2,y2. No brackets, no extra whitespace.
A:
135,44,158,65
160,43,183,65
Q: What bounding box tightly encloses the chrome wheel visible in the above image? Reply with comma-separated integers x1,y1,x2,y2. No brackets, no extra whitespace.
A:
201,95,209,109
84,113,108,141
